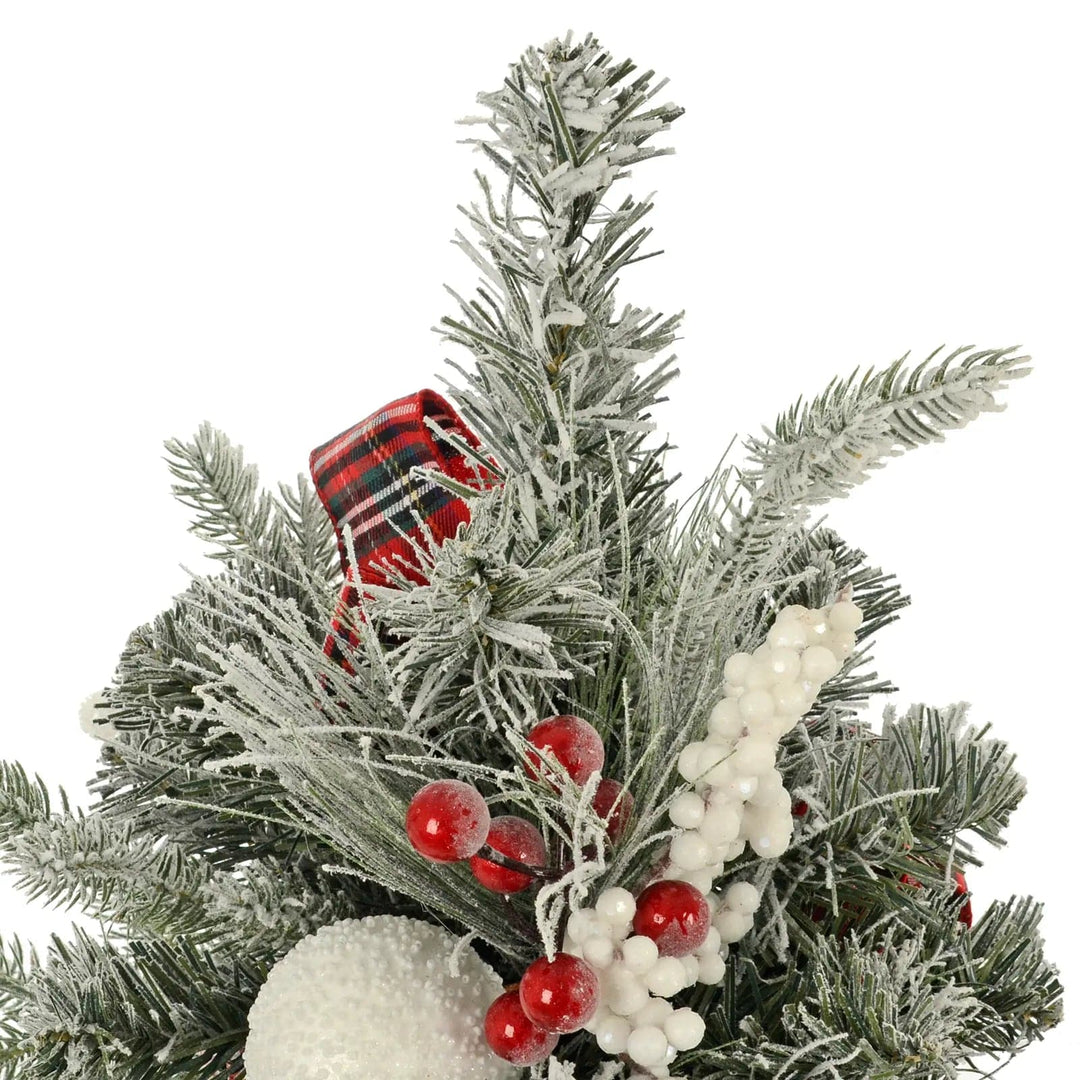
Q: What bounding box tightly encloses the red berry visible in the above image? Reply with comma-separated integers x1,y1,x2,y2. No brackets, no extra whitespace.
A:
898,872,923,888
484,989,559,1065
518,953,599,1034
792,799,809,817
470,816,547,893
524,715,604,787
405,779,490,863
592,778,634,841
632,880,711,957
954,870,973,928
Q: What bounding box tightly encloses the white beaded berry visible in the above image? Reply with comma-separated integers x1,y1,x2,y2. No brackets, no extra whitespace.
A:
244,916,514,1080
569,597,861,1076
79,691,119,741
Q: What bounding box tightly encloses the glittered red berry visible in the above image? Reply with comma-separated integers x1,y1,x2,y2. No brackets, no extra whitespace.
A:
591,778,634,842
633,879,710,957
792,799,809,817
405,779,490,863
519,952,599,1034
470,816,547,893
954,869,973,928
484,989,559,1065
524,715,604,786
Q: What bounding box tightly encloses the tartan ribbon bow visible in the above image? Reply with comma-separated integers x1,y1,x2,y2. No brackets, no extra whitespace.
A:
310,389,494,671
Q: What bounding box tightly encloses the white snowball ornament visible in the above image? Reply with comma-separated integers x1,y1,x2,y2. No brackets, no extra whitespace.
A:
244,916,514,1080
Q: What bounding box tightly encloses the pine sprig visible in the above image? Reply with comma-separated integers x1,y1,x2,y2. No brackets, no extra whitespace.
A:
165,423,275,561
709,347,1026,645
164,426,338,621
0,793,211,938
959,897,1064,1050
0,763,59,843
737,703,1030,982
276,474,338,581
13,927,263,1080
872,704,1027,850
443,31,684,502
744,346,1029,509
0,935,35,1078
693,899,1059,1080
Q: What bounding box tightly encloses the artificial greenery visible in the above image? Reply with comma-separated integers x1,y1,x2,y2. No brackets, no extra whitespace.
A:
0,32,1060,1080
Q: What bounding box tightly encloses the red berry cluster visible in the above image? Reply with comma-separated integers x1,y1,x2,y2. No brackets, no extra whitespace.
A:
524,714,634,842
899,866,974,928
485,952,600,1065
405,779,545,892
404,715,634,896
403,714,640,1065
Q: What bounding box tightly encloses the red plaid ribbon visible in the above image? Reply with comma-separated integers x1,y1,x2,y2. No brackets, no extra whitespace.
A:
310,390,493,671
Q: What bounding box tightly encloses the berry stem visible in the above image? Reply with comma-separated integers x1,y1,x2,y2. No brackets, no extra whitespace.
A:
476,843,551,881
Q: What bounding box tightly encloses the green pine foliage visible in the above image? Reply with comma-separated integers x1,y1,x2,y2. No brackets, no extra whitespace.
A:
0,31,1060,1080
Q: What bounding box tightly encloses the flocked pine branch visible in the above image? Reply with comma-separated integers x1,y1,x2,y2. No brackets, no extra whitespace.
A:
0,935,34,1078
0,780,210,938
698,903,1060,1080
744,347,1029,508
710,347,1027,607
10,927,263,1080
165,424,339,619
442,32,684,527
729,704,1032,978
1,763,355,952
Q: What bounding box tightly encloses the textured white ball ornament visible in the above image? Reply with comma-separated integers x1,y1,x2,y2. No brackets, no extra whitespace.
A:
244,916,514,1080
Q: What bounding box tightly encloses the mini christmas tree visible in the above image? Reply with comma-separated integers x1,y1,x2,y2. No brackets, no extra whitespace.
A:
0,32,1062,1080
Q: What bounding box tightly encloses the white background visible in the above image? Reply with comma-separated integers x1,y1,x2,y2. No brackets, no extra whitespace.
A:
2,2,1076,1075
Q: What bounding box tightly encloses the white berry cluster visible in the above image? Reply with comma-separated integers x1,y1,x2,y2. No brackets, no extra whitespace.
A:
567,599,862,1076
667,598,863,886
563,884,746,1073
